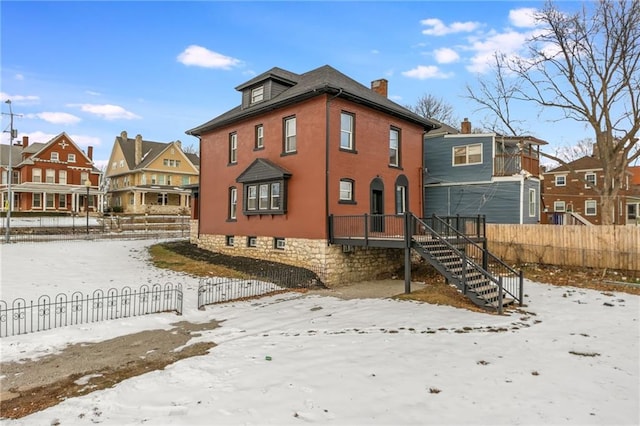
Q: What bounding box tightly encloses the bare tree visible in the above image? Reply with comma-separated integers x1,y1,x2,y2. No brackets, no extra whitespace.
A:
406,94,458,128
554,138,595,163
467,0,640,224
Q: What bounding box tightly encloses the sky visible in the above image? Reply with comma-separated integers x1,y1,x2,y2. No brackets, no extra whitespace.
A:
1,1,593,170
0,238,638,425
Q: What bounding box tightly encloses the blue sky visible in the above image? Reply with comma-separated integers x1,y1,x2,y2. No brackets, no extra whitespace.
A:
1,1,588,169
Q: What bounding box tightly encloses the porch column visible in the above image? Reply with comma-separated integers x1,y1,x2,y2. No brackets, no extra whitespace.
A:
43,191,48,211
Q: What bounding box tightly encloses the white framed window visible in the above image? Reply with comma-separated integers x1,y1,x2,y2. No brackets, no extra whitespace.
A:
229,187,237,220
340,112,354,150
46,169,55,183
225,235,235,246
119,159,124,168
453,143,482,166
33,193,42,208
396,185,406,214
274,237,285,250
247,236,257,248
585,200,597,216
555,175,566,186
255,124,264,149
59,194,67,208
259,184,269,209
339,179,354,202
284,116,297,153
553,201,566,212
182,176,190,185
151,174,157,184
529,188,536,217
112,162,117,170
585,172,596,188
58,170,67,185
247,186,257,210
270,182,280,209
46,194,54,208
141,174,147,184
32,168,42,183
158,175,165,185
389,128,400,167
68,154,76,163
251,86,264,104
157,193,168,205
80,172,89,184
229,133,238,164
51,152,59,161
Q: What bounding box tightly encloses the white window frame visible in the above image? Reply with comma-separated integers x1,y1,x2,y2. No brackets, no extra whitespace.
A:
340,112,354,150
32,193,42,208
259,184,269,210
453,143,482,166
247,185,257,210
247,236,257,248
284,116,297,153
59,194,67,208
270,182,280,209
46,193,55,208
389,128,400,167
251,86,264,104
68,154,76,163
585,172,597,188
555,175,566,186
46,169,55,183
274,237,286,250
229,133,238,164
229,187,237,220
528,188,536,217
553,201,566,212
585,200,597,216
51,151,59,161
396,185,407,214
32,168,42,183
255,124,264,149
58,170,67,185
80,172,89,184
339,179,353,201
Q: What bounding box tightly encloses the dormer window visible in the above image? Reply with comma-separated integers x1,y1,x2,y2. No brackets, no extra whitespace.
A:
251,86,264,104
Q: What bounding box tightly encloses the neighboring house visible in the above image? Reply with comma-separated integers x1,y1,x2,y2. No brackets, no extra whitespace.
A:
627,166,640,224
423,119,546,224
0,133,102,214
104,131,199,214
541,155,633,225
185,65,439,283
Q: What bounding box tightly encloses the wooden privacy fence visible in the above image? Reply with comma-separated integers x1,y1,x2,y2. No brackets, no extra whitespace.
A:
486,224,640,271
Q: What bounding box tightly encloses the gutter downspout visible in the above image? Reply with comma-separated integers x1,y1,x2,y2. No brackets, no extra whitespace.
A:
325,88,343,244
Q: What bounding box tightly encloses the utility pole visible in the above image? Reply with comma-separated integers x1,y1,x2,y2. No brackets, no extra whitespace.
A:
3,99,18,243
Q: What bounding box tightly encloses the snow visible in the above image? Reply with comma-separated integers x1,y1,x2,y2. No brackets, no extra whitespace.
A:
1,239,638,425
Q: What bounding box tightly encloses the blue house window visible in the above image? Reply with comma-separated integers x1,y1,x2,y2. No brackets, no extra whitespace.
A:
453,144,482,166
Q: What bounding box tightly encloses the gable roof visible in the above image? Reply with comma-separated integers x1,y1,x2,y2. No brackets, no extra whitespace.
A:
115,135,199,171
547,156,603,173
236,158,292,183
186,65,440,136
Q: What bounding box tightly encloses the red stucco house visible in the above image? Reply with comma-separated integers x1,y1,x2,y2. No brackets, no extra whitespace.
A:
186,65,439,284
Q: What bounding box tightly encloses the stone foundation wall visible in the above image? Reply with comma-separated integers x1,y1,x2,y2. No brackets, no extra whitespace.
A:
190,228,404,286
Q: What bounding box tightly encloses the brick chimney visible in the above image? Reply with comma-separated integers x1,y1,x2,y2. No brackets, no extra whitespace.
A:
371,79,388,97
175,140,182,150
22,135,29,148
87,146,93,160
461,118,471,134
134,134,143,165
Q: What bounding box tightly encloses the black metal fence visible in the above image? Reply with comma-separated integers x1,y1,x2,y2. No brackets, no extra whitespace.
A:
0,214,190,244
198,266,325,309
0,283,183,338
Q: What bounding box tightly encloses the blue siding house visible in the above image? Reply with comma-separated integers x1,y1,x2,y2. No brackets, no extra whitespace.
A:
424,119,546,224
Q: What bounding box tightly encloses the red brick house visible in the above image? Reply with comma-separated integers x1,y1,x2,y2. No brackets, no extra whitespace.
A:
0,133,102,214
186,65,439,283
541,155,633,225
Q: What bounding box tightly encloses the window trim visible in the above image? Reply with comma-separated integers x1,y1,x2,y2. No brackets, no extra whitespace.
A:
339,178,356,204
553,201,566,212
389,127,401,168
528,188,536,217
585,172,597,188
32,193,42,208
51,151,59,161
555,175,566,186
228,187,237,221
395,185,407,214
283,116,297,154
585,199,597,216
452,143,482,166
32,168,42,183
247,236,257,248
225,235,235,247
340,111,355,152
274,237,286,250
255,124,264,150
68,153,76,163
243,180,287,215
251,86,264,104
229,132,238,165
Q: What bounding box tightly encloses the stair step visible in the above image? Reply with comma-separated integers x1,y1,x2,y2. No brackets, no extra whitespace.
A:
469,284,496,294
485,298,515,308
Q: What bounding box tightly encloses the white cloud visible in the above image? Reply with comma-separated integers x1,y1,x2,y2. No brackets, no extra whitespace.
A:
509,8,539,28
26,112,82,125
71,104,141,120
402,65,453,80
15,74,24,81
21,131,102,148
466,30,529,73
371,49,380,54
421,18,480,36
177,45,242,69
1,92,40,103
434,47,460,64
85,90,101,96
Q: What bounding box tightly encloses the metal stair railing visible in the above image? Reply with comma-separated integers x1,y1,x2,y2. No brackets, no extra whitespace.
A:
409,214,508,313
428,214,523,306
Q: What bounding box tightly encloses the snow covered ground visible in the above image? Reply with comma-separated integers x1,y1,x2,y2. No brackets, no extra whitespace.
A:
0,239,638,425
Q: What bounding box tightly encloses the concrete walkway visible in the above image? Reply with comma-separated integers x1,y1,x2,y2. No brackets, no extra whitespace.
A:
306,279,427,300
